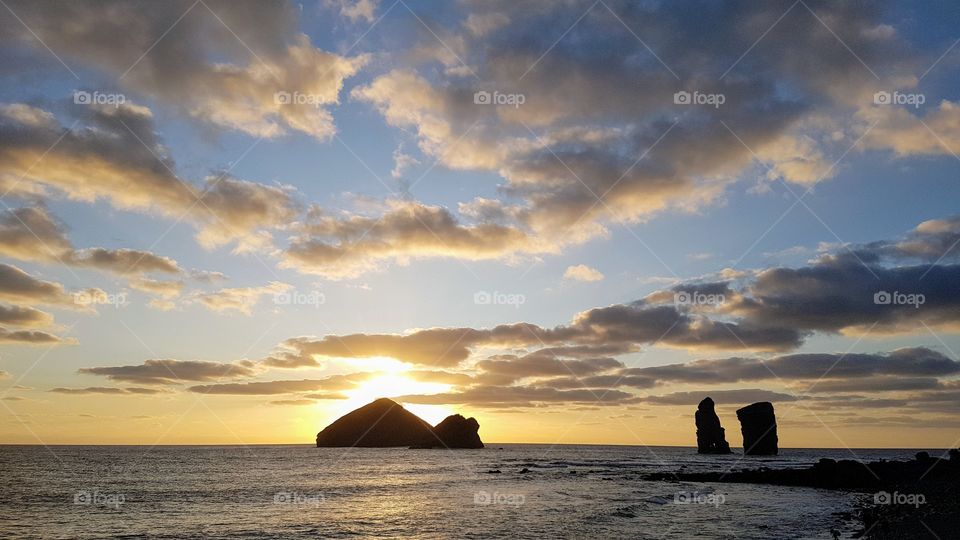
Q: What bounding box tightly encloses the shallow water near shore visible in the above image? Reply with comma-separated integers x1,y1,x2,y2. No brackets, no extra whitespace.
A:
0,444,943,539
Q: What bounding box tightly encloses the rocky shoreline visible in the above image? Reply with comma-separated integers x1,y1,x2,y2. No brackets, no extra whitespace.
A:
645,450,960,538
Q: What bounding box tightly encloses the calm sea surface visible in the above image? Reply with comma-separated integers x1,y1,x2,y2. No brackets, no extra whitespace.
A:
0,445,941,539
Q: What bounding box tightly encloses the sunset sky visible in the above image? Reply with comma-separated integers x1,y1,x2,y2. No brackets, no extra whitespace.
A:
1,0,959,447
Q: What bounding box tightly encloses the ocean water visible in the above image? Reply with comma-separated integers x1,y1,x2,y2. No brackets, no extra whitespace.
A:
0,444,940,539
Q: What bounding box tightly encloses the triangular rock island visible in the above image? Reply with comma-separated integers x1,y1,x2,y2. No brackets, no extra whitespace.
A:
315,398,484,449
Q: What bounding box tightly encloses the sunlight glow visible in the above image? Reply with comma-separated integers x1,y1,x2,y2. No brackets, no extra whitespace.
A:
333,373,454,425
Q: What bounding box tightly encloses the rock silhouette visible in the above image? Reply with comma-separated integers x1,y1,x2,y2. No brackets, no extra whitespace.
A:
315,398,484,448
645,450,960,538
315,398,434,447
736,401,778,455
411,414,484,449
645,451,960,491
695,397,731,454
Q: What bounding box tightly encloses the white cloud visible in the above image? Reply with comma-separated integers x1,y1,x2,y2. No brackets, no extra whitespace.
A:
563,264,604,282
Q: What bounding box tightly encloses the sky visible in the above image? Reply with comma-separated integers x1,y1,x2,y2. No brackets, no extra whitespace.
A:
1,0,959,448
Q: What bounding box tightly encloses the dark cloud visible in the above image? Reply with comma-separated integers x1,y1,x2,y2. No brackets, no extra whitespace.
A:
268,399,321,406
0,263,74,306
187,373,370,395
0,207,182,275
397,385,639,407
0,327,66,345
65,248,181,275
639,389,799,406
629,347,959,385
800,377,944,393
79,359,260,385
0,304,53,328
730,259,960,334
49,387,169,395
475,351,624,385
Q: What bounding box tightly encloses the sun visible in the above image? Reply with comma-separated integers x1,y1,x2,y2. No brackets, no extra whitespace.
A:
334,372,454,426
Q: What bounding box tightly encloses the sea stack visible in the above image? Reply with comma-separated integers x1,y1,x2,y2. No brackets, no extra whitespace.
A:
736,401,778,455
315,398,484,448
695,397,731,454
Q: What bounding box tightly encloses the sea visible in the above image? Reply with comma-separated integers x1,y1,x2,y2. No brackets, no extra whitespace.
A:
0,444,942,539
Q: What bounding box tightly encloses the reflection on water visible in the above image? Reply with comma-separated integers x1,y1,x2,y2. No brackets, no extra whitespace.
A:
0,444,935,538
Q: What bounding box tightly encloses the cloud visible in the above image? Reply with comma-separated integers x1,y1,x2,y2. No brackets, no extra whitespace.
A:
0,304,53,327
397,385,638,407
0,103,300,251
281,200,534,279
268,398,325,406
268,215,960,377
188,373,370,394
337,0,378,23
129,278,184,311
65,248,181,275
476,351,623,384
269,328,488,367
0,207,72,261
319,0,944,278
191,281,291,315
189,270,228,283
628,347,960,385
563,264,604,282
0,263,75,306
798,377,944,393
463,12,510,37
0,1,365,140
859,100,960,157
0,207,186,288
79,359,260,385
129,278,184,299
0,327,67,345
391,146,420,179
49,387,169,395
639,389,799,406
0,370,9,380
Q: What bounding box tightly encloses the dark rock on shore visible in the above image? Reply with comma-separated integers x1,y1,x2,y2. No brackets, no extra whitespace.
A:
315,398,434,447
736,401,778,455
315,398,485,448
695,397,731,454
643,450,960,538
411,414,484,449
